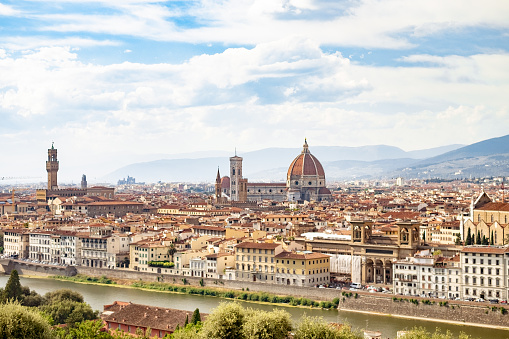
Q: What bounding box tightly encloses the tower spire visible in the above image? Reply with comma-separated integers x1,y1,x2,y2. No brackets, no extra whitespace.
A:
302,138,309,154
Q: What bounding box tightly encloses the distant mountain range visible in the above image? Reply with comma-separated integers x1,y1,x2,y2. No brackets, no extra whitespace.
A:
102,134,509,183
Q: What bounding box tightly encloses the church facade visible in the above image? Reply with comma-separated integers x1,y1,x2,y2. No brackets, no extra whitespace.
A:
462,190,509,245
215,140,332,203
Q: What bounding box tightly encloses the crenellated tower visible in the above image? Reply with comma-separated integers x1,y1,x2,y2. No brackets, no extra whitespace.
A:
46,142,59,190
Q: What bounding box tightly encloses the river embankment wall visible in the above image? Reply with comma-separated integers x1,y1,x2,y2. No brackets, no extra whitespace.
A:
0,259,77,277
340,294,509,328
3,260,509,328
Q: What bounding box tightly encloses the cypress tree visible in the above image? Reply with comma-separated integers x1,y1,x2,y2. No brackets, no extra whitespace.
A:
191,308,201,324
491,230,494,245
466,228,472,245
476,231,481,245
481,235,488,245
3,270,22,302
184,314,188,327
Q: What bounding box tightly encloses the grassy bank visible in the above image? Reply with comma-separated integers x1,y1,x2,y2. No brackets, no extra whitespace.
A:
50,274,339,310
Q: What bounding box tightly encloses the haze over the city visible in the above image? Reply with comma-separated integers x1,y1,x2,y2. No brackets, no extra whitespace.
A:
1,1,508,182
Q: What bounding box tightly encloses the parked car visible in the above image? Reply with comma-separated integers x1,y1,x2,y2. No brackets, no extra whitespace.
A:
465,297,475,301
500,300,507,304
489,299,499,304
475,298,485,302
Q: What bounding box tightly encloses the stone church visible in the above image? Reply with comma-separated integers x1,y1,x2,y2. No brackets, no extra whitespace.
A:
215,140,332,203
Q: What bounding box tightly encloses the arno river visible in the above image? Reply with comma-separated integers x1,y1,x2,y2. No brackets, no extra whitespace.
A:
1,275,508,338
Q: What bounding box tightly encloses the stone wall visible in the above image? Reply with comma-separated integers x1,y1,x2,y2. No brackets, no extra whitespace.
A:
0,260,77,277
340,293,509,328
75,266,340,300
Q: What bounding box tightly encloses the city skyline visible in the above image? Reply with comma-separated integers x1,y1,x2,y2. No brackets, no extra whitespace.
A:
1,1,508,181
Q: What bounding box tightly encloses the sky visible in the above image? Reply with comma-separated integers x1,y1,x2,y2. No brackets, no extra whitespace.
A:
1,0,509,183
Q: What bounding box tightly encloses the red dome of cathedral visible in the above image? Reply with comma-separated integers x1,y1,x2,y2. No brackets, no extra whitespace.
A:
287,139,325,179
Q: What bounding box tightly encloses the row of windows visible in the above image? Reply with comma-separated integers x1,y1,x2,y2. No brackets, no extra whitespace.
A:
238,248,274,254
464,276,501,286
476,214,508,223
464,258,500,265
247,189,284,193
464,266,500,275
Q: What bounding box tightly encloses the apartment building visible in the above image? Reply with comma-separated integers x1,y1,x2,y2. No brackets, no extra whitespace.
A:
80,234,109,268
235,242,283,282
274,251,330,287
29,231,53,262
394,246,508,300
205,253,235,279
59,231,80,266
461,246,508,300
3,229,30,259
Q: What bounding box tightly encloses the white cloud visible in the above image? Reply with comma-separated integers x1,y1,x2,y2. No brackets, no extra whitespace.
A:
0,36,119,51
14,1,507,48
0,4,20,16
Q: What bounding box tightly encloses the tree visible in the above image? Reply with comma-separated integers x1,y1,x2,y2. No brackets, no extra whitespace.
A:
491,230,494,245
21,286,43,307
184,314,189,327
399,326,471,339
3,269,23,302
172,323,203,339
482,235,488,245
42,289,84,305
455,233,461,245
0,301,53,339
167,243,177,262
242,308,292,339
200,302,245,339
54,319,115,339
293,315,361,339
39,299,98,327
422,231,426,243
190,308,201,325
466,228,472,245
476,231,481,245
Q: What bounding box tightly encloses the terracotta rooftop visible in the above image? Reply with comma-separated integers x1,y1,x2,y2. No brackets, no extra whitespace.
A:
461,246,509,254
476,202,509,212
235,242,280,250
275,251,329,260
102,301,206,332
